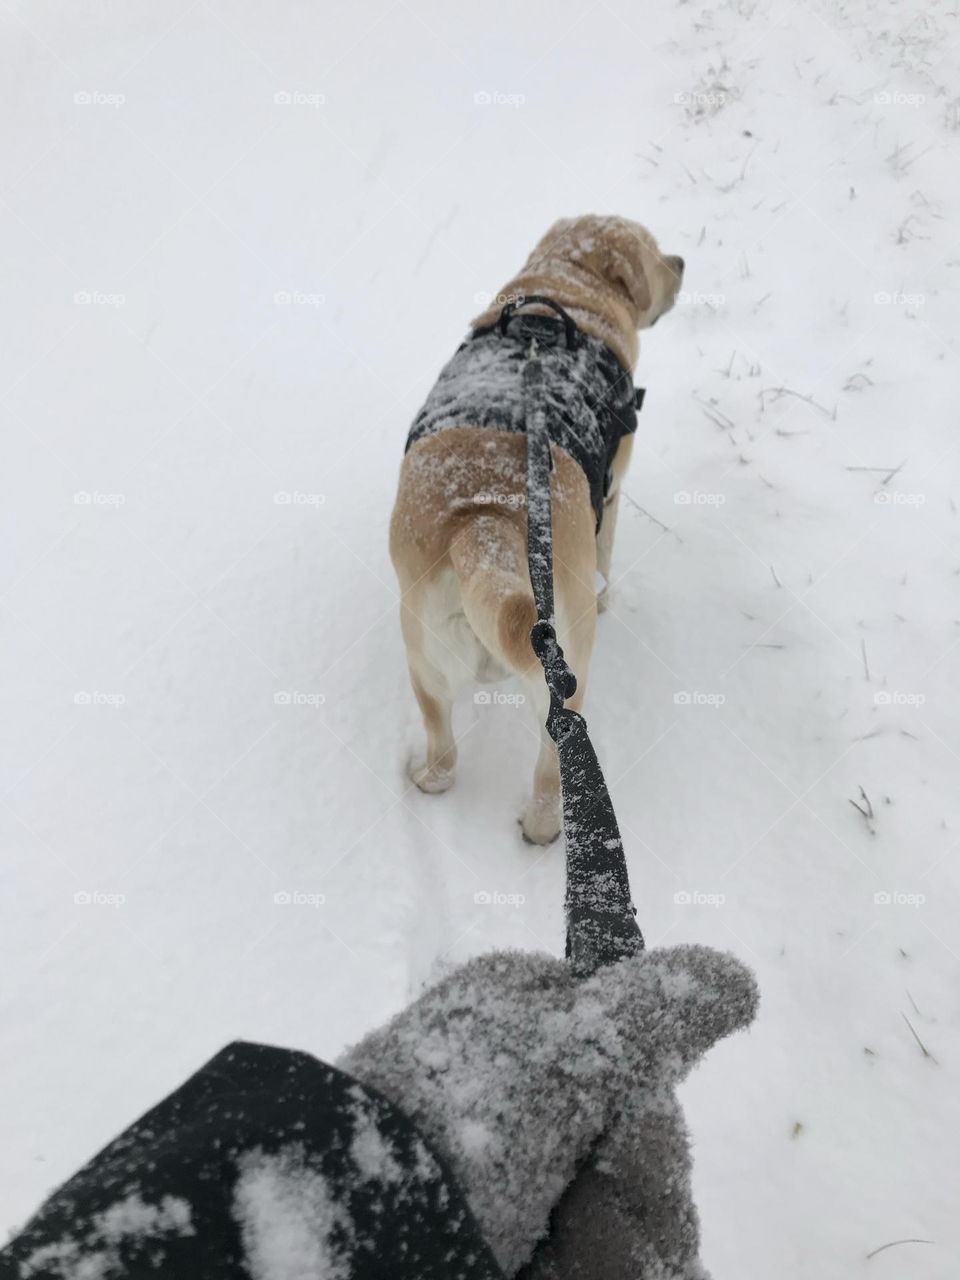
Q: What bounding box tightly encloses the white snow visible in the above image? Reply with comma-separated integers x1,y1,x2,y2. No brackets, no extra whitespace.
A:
18,1192,194,1278
347,1101,406,1185
233,1147,352,1280
94,1191,193,1241
18,1243,98,1280
2,0,958,1276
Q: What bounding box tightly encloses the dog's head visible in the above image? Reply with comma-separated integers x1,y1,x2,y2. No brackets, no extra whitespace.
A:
525,214,684,332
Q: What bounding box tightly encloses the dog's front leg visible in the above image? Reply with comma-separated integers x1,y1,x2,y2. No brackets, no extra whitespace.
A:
596,488,621,614
597,435,634,613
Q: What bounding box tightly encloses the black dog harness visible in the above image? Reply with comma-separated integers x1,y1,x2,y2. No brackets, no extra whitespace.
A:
406,297,644,529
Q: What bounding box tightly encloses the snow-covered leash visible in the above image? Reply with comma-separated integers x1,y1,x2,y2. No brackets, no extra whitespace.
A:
505,296,645,977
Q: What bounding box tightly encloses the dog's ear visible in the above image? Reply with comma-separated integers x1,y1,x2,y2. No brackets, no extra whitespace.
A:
606,228,686,329
564,217,654,319
607,238,652,317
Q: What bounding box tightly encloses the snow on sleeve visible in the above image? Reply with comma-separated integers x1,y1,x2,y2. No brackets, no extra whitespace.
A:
346,1099,405,1186
232,1145,354,1280
18,1241,107,1280
18,1194,194,1280
94,1193,194,1242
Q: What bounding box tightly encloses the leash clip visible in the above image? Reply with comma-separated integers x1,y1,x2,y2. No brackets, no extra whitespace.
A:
530,619,577,703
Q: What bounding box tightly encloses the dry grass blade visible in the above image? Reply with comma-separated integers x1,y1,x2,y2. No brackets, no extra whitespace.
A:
866,1238,934,1260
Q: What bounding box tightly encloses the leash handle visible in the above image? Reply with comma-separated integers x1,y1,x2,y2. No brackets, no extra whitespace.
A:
522,353,644,976
550,704,645,976
500,296,580,350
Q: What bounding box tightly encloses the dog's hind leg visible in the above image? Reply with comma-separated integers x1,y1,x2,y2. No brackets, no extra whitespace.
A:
400,596,460,793
520,719,563,845
408,665,457,793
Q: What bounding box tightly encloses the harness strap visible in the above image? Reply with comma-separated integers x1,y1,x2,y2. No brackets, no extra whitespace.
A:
521,328,644,979
499,295,581,350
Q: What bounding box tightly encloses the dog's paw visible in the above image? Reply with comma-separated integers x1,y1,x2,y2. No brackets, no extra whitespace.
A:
519,799,562,846
409,761,454,794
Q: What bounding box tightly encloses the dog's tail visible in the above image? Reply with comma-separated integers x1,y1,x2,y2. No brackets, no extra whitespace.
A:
448,510,538,675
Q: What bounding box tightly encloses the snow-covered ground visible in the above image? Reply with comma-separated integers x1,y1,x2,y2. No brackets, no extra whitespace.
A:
2,0,959,1273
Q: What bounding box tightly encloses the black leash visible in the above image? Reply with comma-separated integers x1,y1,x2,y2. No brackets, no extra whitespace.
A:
508,297,645,978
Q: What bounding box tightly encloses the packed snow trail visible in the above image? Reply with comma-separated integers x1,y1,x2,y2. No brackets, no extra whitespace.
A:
2,0,959,1275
